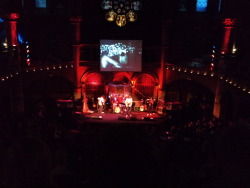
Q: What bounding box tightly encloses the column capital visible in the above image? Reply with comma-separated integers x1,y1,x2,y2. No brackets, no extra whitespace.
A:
222,18,235,28
8,13,20,20
70,16,82,23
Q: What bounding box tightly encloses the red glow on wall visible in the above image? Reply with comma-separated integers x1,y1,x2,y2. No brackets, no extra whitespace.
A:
10,21,18,46
112,72,131,83
223,18,235,28
134,74,155,98
85,73,103,86
83,73,105,97
221,27,231,54
221,18,235,54
70,16,82,43
9,13,19,46
158,68,164,90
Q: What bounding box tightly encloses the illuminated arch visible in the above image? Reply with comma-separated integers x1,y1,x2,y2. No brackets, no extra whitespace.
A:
132,73,158,99
111,72,132,84
165,79,214,103
81,72,105,98
165,79,214,121
29,76,74,99
27,76,74,112
132,72,159,85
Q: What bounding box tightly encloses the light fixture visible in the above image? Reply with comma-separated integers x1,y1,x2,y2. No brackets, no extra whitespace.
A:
101,0,142,27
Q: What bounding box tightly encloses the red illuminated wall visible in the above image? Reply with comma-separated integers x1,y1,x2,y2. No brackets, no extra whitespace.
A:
8,13,19,46
221,18,235,54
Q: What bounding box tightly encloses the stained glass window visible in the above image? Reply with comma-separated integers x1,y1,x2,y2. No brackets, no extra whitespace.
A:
35,0,46,8
196,0,208,12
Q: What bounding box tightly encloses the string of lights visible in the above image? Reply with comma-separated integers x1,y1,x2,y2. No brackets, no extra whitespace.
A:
0,63,74,82
25,41,31,66
0,63,249,95
165,64,250,95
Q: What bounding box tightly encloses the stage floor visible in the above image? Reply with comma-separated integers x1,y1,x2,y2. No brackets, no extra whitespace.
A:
75,110,167,125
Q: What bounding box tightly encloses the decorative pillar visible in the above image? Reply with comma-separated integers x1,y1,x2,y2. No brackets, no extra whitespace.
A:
213,81,221,118
7,13,19,47
213,18,235,119
221,18,235,55
6,13,25,113
158,19,171,100
6,13,20,66
70,16,82,100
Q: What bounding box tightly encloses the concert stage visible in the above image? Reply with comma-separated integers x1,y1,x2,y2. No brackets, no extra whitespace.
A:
75,111,167,125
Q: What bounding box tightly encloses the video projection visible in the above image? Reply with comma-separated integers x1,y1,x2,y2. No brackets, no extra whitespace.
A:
100,40,142,72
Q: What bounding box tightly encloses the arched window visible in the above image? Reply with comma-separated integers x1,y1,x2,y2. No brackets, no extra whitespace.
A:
112,73,130,84
134,74,155,99
85,73,105,99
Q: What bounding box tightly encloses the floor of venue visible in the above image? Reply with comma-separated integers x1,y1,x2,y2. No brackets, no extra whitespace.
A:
2,107,250,188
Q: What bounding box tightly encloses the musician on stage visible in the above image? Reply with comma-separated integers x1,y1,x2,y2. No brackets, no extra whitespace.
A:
82,93,89,113
125,95,133,115
148,97,155,112
97,95,105,113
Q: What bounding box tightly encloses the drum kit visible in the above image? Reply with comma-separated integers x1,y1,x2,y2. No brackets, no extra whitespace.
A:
113,103,126,113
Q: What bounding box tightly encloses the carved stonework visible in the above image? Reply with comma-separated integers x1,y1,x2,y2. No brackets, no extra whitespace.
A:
9,13,20,20
223,18,235,28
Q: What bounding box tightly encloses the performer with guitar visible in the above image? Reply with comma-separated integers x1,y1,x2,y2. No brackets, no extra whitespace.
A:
97,95,105,113
125,95,133,115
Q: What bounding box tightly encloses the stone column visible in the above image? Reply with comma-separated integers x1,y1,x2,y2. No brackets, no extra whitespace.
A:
6,13,20,67
213,18,235,119
7,13,19,47
221,18,235,55
158,19,171,100
70,16,82,100
6,13,25,113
